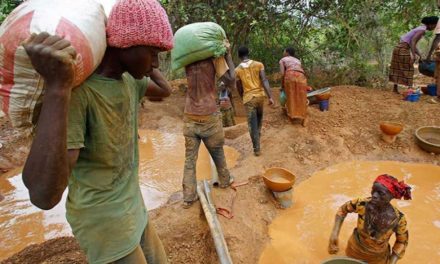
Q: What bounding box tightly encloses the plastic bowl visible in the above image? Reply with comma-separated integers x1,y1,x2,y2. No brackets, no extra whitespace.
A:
380,122,403,136
307,87,331,98
405,93,420,102
316,92,332,101
263,167,296,192
321,257,366,264
415,126,440,154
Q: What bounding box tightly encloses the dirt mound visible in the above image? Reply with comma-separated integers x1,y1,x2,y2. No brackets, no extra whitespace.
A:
1,237,86,264
1,177,277,264
150,176,278,264
229,85,439,184
224,123,248,139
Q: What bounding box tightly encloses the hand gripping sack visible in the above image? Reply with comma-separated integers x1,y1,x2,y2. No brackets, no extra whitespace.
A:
171,22,227,71
0,0,107,130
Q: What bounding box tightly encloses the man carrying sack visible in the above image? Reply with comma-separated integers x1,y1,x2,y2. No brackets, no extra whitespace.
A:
172,22,236,209
21,0,173,263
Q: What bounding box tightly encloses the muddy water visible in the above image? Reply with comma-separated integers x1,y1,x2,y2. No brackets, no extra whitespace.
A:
0,130,239,260
0,168,71,260
138,129,240,209
268,174,291,184
259,161,440,264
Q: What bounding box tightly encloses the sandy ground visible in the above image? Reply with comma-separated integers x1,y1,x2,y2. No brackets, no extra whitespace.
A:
0,74,439,263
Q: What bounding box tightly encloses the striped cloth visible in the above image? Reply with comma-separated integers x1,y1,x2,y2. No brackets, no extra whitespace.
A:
389,42,414,87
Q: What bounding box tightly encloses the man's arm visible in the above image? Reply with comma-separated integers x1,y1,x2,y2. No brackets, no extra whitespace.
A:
22,33,77,210
259,69,274,105
236,80,244,98
220,52,236,88
146,68,171,98
427,34,440,60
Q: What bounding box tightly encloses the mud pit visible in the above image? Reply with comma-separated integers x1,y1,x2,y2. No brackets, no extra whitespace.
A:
259,161,440,264
1,76,440,263
0,168,72,260
0,130,240,260
138,129,240,209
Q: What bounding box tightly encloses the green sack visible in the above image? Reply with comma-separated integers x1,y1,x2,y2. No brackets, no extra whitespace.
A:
171,22,227,71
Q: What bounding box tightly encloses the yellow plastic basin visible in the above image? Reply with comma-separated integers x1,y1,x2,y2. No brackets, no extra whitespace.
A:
263,168,296,192
380,122,403,136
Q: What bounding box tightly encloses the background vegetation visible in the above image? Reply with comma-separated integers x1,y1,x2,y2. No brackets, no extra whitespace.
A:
1,0,438,88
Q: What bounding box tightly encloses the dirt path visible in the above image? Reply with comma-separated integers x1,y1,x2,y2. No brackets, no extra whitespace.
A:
1,79,439,263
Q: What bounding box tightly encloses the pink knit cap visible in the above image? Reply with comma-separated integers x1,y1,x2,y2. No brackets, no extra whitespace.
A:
106,0,173,50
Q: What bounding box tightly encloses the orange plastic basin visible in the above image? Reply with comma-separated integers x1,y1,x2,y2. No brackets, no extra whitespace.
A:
316,92,331,101
380,122,403,136
263,167,296,192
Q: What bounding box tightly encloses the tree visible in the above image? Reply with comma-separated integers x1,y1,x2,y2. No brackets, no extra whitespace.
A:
0,0,23,24
2,0,438,87
164,0,437,87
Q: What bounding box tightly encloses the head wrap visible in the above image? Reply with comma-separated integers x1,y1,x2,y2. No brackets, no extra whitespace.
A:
421,16,439,26
374,174,412,200
106,0,174,50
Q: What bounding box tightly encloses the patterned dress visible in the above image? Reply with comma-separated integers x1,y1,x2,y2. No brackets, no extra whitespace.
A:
279,56,308,121
337,198,409,264
389,43,414,87
389,25,426,87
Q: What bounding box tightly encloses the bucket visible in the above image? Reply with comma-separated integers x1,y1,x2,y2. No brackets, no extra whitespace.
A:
279,90,287,107
319,100,330,111
427,84,437,96
405,93,420,102
272,188,294,208
419,61,436,77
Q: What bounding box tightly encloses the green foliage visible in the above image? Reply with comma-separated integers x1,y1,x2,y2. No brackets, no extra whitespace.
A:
1,0,438,87
164,0,438,87
0,0,22,24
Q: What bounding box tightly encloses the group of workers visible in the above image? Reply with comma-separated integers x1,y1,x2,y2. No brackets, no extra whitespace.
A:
182,43,309,205
16,0,418,263
389,12,440,103
220,46,309,131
